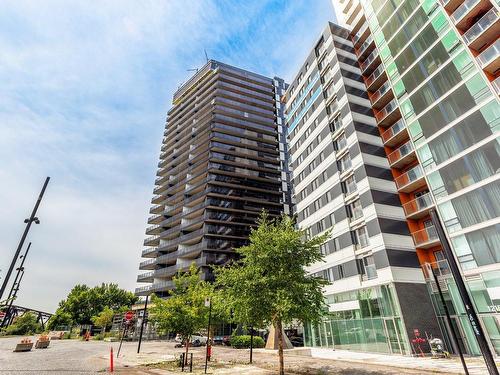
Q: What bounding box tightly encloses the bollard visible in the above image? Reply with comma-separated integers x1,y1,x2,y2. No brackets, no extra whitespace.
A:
110,347,114,373
189,353,193,372
180,353,185,372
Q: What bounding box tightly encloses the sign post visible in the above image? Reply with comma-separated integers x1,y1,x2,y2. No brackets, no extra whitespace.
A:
117,311,134,358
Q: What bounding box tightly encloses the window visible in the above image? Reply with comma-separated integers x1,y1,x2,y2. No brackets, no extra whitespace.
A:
348,200,363,221
353,226,370,249
342,175,357,195
314,198,321,211
359,255,377,280
317,220,324,233
337,154,352,173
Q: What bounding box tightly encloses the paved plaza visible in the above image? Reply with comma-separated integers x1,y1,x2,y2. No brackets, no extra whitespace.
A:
0,336,495,374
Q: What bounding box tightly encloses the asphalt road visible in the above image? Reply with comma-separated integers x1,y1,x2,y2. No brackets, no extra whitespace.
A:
0,336,110,374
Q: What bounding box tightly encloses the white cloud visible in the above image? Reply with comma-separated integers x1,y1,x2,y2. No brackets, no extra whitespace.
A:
0,0,333,312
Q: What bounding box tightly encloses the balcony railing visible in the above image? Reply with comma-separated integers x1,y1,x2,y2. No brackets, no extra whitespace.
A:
353,22,369,46
376,99,399,125
381,119,406,144
357,35,374,58
412,225,439,248
365,65,386,90
360,49,379,73
403,192,434,218
463,8,499,45
451,0,481,24
143,235,160,246
139,258,156,269
388,141,414,166
395,165,424,191
493,76,500,95
370,81,392,107
477,39,500,69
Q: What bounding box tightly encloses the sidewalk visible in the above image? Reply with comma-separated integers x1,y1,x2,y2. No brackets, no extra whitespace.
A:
309,347,495,374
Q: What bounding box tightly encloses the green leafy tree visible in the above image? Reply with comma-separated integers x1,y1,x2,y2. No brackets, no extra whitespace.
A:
214,212,329,375
47,310,73,330
91,306,115,332
51,283,137,326
4,312,42,335
149,265,211,365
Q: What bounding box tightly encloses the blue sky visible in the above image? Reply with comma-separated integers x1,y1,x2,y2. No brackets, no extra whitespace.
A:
0,0,335,312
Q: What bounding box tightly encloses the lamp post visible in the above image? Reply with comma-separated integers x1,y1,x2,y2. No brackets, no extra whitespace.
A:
0,177,49,301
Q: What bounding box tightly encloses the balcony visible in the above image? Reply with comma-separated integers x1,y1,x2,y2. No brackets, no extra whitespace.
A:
395,165,426,193
403,192,435,219
451,0,492,30
477,39,500,74
139,258,156,270
352,22,370,47
439,0,467,13
135,280,175,296
148,213,163,224
149,203,164,214
350,10,366,35
463,8,500,51
360,49,380,75
145,224,162,235
137,271,154,283
493,76,500,95
370,81,393,109
412,225,440,249
365,65,387,92
143,235,160,247
381,119,408,147
375,99,401,127
142,247,159,258
356,35,375,61
388,141,416,168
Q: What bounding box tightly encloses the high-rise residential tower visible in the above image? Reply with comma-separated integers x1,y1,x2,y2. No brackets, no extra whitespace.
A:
332,0,500,356
136,60,290,297
284,22,440,354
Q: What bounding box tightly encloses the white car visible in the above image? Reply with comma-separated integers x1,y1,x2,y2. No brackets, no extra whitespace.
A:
175,333,208,345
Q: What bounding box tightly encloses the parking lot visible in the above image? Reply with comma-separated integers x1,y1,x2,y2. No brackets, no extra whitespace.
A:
0,336,493,374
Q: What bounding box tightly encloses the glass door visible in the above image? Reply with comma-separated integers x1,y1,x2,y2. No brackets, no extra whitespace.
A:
383,318,403,354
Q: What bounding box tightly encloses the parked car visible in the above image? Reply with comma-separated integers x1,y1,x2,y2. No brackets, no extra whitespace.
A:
174,333,208,346
213,335,231,346
289,336,304,347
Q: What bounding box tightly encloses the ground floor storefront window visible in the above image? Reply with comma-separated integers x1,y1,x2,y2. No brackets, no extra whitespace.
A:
304,284,410,354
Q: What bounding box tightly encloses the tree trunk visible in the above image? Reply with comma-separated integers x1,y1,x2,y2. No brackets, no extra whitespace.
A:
184,337,190,366
276,319,285,375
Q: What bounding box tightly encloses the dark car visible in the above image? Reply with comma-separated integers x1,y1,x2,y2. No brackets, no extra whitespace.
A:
213,335,231,346
289,336,304,347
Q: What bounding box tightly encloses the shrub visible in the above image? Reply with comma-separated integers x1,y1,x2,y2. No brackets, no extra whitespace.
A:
230,335,265,349
3,312,42,335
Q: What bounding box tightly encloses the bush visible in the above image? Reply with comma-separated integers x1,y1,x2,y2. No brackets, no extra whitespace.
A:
2,312,42,336
230,335,265,349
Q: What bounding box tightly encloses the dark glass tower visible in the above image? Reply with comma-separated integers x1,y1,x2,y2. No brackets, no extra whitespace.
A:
136,61,290,297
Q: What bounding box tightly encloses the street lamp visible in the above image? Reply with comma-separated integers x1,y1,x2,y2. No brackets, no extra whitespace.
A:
0,177,49,301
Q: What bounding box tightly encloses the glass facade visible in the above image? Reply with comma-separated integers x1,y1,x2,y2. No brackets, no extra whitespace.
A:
335,0,500,357
305,284,411,354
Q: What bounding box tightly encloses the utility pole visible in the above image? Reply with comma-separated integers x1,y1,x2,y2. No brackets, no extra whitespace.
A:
1,243,31,328
0,177,50,301
430,209,498,375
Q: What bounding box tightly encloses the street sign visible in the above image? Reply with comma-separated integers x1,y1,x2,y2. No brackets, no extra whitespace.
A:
124,311,134,321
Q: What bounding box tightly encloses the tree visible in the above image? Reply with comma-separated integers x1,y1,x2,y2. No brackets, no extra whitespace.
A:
91,306,114,332
47,310,73,330
50,283,137,326
149,265,211,365
3,312,42,335
214,212,329,375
